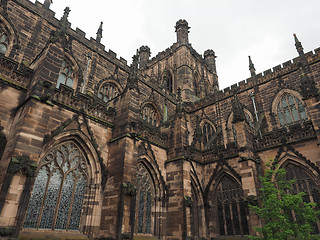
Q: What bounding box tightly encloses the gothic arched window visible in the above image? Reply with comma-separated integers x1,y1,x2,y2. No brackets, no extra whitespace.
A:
202,122,215,147
277,93,307,127
0,31,8,54
56,60,74,88
24,141,87,231
135,164,154,234
215,175,249,236
141,104,160,127
162,70,173,93
284,163,320,233
98,83,119,102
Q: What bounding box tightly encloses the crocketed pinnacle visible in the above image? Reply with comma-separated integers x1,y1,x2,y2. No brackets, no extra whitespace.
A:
294,33,304,57
96,22,103,43
248,56,256,77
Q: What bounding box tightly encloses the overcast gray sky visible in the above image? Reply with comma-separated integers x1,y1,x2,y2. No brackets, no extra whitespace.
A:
32,0,320,89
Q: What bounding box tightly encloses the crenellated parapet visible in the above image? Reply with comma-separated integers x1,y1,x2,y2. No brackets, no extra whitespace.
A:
14,0,129,70
52,84,114,126
185,47,320,112
0,54,33,89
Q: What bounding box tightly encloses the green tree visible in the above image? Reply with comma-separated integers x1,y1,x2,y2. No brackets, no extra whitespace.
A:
250,160,319,240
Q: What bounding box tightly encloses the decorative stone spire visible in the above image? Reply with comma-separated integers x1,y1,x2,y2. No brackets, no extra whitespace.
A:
127,50,139,90
248,56,256,77
175,19,190,45
294,33,304,57
139,45,151,69
60,7,70,33
43,0,52,9
232,94,245,124
204,49,217,73
96,22,103,43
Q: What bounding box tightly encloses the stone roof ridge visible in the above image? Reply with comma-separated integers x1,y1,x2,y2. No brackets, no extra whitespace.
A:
17,0,129,70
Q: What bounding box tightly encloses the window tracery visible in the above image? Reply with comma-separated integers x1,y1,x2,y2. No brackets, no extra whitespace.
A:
24,141,87,231
277,93,307,127
0,30,8,54
135,164,154,234
284,163,320,233
141,104,160,127
98,83,119,102
56,60,74,88
215,175,249,236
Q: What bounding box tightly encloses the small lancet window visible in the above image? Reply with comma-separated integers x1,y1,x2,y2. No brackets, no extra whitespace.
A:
24,141,87,231
202,122,215,147
56,60,74,88
98,83,119,102
141,104,160,127
0,31,8,54
163,70,173,93
277,93,307,127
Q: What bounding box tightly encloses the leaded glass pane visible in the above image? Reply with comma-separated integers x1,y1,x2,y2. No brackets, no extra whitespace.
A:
137,190,145,233
69,174,86,230
66,78,73,88
298,99,307,120
0,34,6,42
39,170,62,229
141,105,159,127
24,141,87,231
55,173,74,230
0,44,7,54
24,167,48,228
145,191,152,233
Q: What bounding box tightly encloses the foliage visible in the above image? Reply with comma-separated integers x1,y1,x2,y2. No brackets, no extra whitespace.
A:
249,160,320,240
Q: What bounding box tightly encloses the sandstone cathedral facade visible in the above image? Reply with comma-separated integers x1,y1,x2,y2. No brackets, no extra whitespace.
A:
0,0,319,239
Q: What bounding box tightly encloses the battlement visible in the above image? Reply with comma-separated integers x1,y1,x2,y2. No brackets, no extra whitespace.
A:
186,47,320,111
15,0,129,70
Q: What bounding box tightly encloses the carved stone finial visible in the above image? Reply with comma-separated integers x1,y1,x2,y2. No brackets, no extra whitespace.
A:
248,56,256,77
96,21,103,43
60,7,71,32
43,0,52,9
127,50,139,90
192,116,202,145
294,33,304,57
232,94,245,123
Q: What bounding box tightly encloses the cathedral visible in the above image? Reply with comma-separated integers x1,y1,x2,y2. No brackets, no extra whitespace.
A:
0,0,319,239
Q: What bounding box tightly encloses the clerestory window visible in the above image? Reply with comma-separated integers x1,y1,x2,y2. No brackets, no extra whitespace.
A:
56,60,74,88
277,93,307,127
141,104,160,127
202,122,215,147
24,141,87,231
0,31,8,54
98,83,119,102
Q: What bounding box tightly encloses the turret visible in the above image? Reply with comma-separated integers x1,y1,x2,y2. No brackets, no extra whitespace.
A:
175,19,190,45
139,45,150,69
204,49,217,73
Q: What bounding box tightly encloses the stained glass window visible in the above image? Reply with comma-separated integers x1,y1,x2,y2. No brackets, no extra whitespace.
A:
141,105,160,127
284,163,320,233
215,176,249,236
56,60,74,88
98,83,120,102
277,93,307,127
135,164,154,234
0,31,8,54
24,141,87,231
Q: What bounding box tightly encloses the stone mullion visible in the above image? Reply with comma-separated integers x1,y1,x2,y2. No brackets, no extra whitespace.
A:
51,174,65,230
36,171,52,228
65,175,77,230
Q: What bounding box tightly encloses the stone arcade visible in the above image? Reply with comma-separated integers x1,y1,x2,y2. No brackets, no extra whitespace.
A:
0,0,319,239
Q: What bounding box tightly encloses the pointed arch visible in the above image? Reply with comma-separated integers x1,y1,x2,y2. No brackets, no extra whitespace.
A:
0,13,20,56
135,157,165,237
271,89,308,127
23,130,102,235
162,69,174,93
140,102,161,127
200,119,216,149
97,79,122,102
